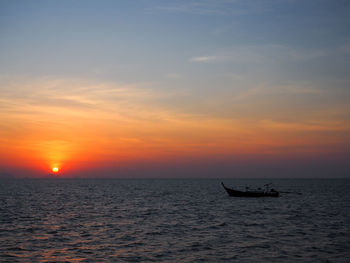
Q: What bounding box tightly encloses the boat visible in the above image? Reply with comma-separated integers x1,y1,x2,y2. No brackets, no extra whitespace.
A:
221,182,279,197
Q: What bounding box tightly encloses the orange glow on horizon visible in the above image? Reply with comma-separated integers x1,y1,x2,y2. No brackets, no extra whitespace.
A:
1,78,349,177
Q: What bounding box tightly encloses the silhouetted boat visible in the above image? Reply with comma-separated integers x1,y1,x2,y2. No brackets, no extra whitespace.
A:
221,182,279,197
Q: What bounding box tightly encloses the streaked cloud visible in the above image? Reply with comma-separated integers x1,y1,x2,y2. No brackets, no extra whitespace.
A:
189,40,350,67
190,56,217,63
153,0,269,16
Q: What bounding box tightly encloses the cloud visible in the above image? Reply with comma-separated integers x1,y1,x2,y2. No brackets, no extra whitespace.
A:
0,76,180,125
1,74,350,175
153,0,269,16
190,56,217,63
279,84,327,95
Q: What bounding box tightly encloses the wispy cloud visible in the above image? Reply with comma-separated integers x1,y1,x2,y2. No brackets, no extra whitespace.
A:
1,74,349,172
0,76,176,123
153,0,269,16
188,40,350,70
190,56,217,63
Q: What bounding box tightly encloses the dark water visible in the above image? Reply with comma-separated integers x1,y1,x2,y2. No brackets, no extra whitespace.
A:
0,178,349,262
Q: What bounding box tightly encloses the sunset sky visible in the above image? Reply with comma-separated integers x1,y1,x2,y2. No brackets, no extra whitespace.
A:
1,0,349,178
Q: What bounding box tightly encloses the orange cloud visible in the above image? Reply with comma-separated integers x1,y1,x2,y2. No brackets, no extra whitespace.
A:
1,76,349,177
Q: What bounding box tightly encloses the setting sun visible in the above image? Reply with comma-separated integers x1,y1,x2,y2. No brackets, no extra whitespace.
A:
52,167,59,173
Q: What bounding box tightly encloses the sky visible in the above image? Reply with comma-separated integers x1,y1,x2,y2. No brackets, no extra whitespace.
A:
0,0,349,178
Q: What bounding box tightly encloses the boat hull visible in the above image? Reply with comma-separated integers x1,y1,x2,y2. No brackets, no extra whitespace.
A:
221,183,279,197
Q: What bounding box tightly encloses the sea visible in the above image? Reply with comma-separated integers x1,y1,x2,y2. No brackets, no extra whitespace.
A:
0,178,349,262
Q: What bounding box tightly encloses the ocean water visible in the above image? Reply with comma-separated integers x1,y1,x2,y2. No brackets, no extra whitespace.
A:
0,178,349,262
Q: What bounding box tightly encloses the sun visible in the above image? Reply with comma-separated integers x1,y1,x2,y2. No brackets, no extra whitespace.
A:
52,167,59,173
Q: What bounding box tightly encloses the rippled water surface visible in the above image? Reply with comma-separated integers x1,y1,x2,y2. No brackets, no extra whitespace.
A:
1,178,349,262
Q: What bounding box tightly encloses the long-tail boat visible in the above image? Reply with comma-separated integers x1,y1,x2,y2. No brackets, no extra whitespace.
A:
221,182,279,197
